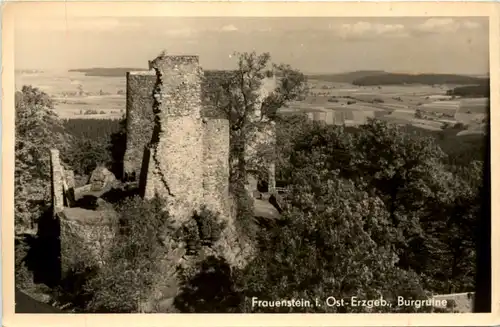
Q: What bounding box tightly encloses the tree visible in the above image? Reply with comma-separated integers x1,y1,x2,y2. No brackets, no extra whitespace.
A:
204,52,307,238
64,137,111,176
286,119,481,295
15,85,70,234
205,51,307,186
238,169,428,313
274,113,314,184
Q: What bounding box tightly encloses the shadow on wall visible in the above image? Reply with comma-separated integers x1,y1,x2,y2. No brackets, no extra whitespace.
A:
108,120,128,181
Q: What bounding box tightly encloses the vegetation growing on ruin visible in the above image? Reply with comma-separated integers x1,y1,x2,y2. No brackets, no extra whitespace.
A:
204,51,308,240
14,51,489,313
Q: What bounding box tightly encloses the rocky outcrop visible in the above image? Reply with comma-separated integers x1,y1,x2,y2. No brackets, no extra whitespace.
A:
88,166,118,192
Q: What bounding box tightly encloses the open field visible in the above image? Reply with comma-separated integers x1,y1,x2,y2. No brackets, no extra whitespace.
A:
16,71,125,120
299,78,489,132
16,71,489,133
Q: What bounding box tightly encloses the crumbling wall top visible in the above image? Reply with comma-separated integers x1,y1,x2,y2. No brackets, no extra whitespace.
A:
127,70,156,76
149,55,200,70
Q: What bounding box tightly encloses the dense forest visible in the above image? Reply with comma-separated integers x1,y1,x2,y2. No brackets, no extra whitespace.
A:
446,83,490,98
68,68,149,77
307,70,386,83
351,73,487,86
307,71,487,86
15,52,490,313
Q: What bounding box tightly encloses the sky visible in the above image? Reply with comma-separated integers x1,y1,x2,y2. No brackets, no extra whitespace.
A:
14,16,489,75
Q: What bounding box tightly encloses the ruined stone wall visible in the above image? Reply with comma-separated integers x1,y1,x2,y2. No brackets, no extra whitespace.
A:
50,149,64,215
202,119,230,220
141,55,205,224
59,208,117,274
245,120,277,192
124,70,227,182
123,71,157,180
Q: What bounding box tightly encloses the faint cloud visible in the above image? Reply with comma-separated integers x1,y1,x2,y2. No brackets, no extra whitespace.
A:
414,18,460,34
333,21,408,40
256,27,272,32
164,28,197,37
16,17,141,32
463,20,481,30
220,24,238,32
412,18,483,36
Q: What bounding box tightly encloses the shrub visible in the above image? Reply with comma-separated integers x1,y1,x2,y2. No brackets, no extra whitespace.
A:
174,256,242,313
83,196,176,313
193,206,227,246
15,237,33,290
84,109,98,115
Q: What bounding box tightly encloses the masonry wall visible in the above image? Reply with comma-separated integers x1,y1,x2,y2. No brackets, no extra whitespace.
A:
202,119,230,220
245,120,277,192
124,70,230,181
50,149,64,215
141,55,205,224
123,71,157,180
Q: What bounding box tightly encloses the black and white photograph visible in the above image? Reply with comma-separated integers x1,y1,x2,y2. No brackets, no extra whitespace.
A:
5,2,494,320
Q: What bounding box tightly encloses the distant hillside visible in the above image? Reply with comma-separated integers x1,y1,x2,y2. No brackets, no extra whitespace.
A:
352,73,487,86
308,70,386,83
16,69,44,74
69,68,150,77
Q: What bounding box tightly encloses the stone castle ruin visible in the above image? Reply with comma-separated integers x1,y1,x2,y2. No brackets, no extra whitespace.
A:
123,58,278,197
45,53,475,313
48,54,281,309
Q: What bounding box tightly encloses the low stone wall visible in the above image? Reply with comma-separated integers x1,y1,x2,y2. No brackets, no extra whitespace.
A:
59,207,117,275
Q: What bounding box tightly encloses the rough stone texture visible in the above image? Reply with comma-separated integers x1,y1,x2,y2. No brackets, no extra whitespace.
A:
124,70,234,183
251,76,277,120
63,169,76,206
202,119,230,220
245,120,277,191
201,70,238,119
88,166,117,192
245,174,259,195
50,149,64,215
64,169,75,190
59,207,117,274
254,198,281,220
112,58,278,312
74,184,92,200
123,71,157,180
268,162,276,194
269,193,285,214
141,55,205,225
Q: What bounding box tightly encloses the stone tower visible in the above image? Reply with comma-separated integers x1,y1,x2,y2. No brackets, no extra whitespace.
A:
123,70,157,180
140,55,205,224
